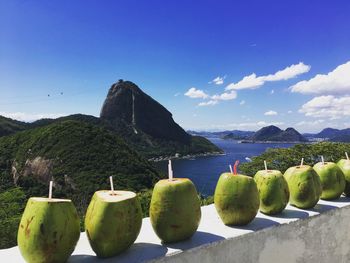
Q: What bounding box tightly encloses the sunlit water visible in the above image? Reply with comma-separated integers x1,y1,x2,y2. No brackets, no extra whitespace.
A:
155,138,296,196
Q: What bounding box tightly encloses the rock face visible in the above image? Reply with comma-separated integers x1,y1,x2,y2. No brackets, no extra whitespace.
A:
12,157,54,185
100,80,191,144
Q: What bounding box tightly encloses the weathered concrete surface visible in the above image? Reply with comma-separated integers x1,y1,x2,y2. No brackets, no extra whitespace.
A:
1,197,350,263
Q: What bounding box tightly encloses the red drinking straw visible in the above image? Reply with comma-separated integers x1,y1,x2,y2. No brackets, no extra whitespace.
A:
233,160,239,175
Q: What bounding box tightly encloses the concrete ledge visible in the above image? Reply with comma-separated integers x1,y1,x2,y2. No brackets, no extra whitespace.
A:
2,197,350,263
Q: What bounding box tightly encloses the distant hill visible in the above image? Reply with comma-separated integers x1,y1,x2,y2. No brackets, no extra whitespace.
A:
222,130,255,140
304,128,350,142
317,128,343,138
188,130,254,139
0,116,28,137
251,126,307,142
318,128,350,142
190,126,307,142
99,80,222,158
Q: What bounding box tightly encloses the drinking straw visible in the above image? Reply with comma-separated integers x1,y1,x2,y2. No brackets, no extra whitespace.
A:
109,176,115,195
49,181,53,199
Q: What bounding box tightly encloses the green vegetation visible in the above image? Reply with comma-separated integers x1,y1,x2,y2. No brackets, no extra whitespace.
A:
0,188,26,248
109,120,222,159
240,142,350,176
0,119,163,249
0,116,27,137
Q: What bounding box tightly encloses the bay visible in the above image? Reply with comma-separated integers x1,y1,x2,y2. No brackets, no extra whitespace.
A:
155,138,297,196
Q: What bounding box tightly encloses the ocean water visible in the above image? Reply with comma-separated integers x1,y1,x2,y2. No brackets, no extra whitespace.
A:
155,138,296,196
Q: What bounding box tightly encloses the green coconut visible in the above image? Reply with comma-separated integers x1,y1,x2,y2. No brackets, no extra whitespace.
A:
337,159,350,196
214,173,259,225
150,178,201,243
284,165,322,209
17,197,80,263
85,190,142,258
254,170,289,215
313,162,345,200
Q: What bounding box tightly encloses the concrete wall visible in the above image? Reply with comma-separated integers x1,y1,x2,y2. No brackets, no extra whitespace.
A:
1,198,350,263
154,203,350,263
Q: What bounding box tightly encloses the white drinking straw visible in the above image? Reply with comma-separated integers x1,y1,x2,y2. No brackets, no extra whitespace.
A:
264,160,268,172
168,160,173,181
346,152,349,160
321,156,325,165
49,181,53,199
109,176,115,194
300,158,304,167
229,165,233,174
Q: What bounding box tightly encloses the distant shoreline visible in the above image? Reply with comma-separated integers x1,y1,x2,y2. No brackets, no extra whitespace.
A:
236,140,311,144
148,151,225,162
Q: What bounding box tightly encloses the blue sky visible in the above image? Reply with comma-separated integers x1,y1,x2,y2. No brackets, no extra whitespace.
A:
1,0,350,133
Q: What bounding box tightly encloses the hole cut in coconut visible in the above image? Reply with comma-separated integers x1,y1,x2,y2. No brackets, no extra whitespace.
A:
263,170,279,175
96,190,136,202
296,165,309,169
31,197,72,203
158,178,188,185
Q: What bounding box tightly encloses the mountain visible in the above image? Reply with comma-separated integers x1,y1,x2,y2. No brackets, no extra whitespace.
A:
304,128,350,142
188,130,254,139
0,116,28,137
100,80,222,158
318,128,350,141
222,130,255,140
251,126,307,142
189,126,306,142
317,128,342,138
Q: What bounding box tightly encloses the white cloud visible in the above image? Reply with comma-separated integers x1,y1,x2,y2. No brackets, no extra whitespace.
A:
270,89,275,94
198,100,218,107
226,73,265,90
174,92,181,97
184,87,209,99
240,100,246,105
211,91,237,101
290,61,350,95
264,110,278,116
295,120,325,126
287,110,293,114
0,112,65,122
299,95,350,118
263,62,311,81
226,62,310,90
209,76,226,85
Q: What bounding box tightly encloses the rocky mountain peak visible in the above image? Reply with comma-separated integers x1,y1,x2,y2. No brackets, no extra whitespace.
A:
100,80,191,143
